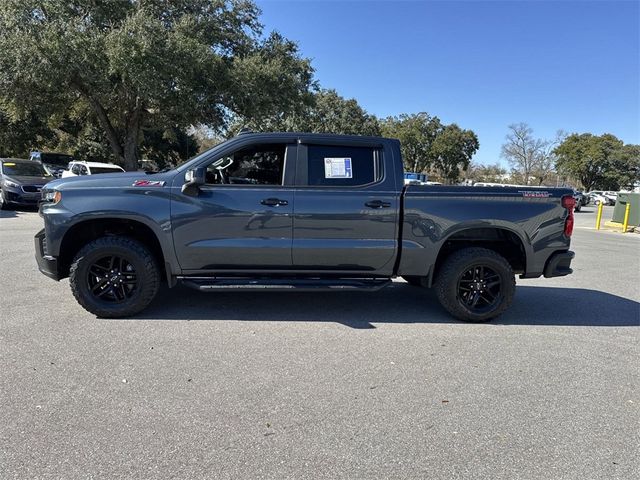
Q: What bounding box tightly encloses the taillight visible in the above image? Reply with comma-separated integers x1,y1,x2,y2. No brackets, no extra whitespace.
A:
562,195,575,237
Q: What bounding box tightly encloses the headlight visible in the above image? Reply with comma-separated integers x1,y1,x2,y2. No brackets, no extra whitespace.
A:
5,180,19,188
43,190,62,204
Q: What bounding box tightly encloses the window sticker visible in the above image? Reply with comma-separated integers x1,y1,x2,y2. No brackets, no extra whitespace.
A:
324,158,352,179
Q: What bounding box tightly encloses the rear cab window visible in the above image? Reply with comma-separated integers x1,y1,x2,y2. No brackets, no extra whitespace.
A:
303,144,382,187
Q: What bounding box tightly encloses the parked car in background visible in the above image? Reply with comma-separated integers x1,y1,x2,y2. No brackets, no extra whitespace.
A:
572,191,583,212
61,161,125,178
588,192,611,206
30,152,74,178
576,191,589,206
1,158,52,209
604,191,618,204
404,172,428,185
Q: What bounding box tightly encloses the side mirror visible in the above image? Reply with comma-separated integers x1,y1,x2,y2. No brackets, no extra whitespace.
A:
181,166,206,196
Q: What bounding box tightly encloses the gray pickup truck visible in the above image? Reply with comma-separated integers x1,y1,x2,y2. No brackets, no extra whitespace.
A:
35,132,575,322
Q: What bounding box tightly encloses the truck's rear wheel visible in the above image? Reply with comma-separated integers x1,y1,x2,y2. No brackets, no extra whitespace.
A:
434,247,515,322
69,236,160,318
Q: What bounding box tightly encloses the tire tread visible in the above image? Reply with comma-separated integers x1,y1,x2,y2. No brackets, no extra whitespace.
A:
69,236,159,318
435,247,515,322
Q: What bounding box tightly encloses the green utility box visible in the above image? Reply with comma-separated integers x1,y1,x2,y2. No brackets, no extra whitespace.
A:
612,192,640,227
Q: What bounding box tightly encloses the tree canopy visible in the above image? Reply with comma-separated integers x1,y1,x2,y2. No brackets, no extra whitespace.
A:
431,124,480,183
465,162,508,183
381,113,478,182
234,89,380,136
0,0,314,169
554,133,639,191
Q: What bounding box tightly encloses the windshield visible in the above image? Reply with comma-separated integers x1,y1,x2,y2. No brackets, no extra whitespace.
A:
90,166,124,174
176,138,233,172
41,154,74,167
2,162,48,177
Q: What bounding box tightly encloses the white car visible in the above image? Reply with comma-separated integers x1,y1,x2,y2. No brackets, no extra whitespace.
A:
61,161,125,178
588,193,610,206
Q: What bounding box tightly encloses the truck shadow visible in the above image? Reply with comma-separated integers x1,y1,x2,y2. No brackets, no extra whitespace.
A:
0,206,38,218
132,284,640,329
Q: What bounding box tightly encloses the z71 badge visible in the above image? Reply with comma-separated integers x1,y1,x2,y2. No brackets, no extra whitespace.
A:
132,180,165,187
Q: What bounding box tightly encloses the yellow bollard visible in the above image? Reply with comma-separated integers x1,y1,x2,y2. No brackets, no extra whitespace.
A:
595,202,603,230
622,202,631,233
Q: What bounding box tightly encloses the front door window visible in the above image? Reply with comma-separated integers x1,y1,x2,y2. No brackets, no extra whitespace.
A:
205,144,286,186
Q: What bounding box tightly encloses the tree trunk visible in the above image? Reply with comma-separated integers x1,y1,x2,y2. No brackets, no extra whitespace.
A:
71,79,125,164
123,106,143,171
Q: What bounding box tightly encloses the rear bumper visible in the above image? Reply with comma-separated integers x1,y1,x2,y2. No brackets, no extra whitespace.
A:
34,229,60,280
543,250,575,278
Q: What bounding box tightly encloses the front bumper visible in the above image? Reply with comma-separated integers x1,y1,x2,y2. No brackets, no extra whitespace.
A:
34,229,60,280
543,250,575,278
4,189,41,206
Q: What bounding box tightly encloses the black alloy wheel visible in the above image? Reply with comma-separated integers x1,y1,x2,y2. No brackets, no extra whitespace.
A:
435,247,516,322
456,264,502,315
86,255,138,303
69,236,160,318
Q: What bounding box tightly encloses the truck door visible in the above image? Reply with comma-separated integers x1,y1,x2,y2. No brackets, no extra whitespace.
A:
292,142,400,275
171,142,297,271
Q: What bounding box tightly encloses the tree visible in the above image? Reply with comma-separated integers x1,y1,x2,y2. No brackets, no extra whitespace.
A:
0,0,314,170
236,89,380,136
500,123,557,185
0,110,54,158
380,113,441,173
381,113,479,182
602,143,640,190
431,124,479,182
466,162,508,183
141,127,199,169
555,133,639,191
529,130,566,186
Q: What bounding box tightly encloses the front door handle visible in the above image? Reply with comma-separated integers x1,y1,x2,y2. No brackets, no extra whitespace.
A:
261,198,288,207
365,200,391,209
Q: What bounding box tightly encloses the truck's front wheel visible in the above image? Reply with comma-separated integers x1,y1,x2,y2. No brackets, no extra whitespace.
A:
69,236,160,318
434,247,515,322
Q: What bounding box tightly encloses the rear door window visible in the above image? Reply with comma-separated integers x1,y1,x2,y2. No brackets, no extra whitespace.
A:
305,145,381,187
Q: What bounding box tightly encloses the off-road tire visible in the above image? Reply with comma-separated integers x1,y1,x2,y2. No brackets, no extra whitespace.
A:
69,236,160,318
435,247,515,322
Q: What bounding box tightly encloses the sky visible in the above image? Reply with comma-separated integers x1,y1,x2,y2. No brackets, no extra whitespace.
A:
256,0,640,165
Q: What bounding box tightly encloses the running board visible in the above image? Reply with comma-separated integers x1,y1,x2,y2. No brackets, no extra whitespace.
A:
179,277,392,292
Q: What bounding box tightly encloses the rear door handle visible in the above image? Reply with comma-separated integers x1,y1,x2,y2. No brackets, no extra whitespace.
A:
261,198,288,207
365,200,391,209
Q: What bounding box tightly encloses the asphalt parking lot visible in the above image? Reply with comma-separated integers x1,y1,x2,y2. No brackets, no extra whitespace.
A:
1,205,638,479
